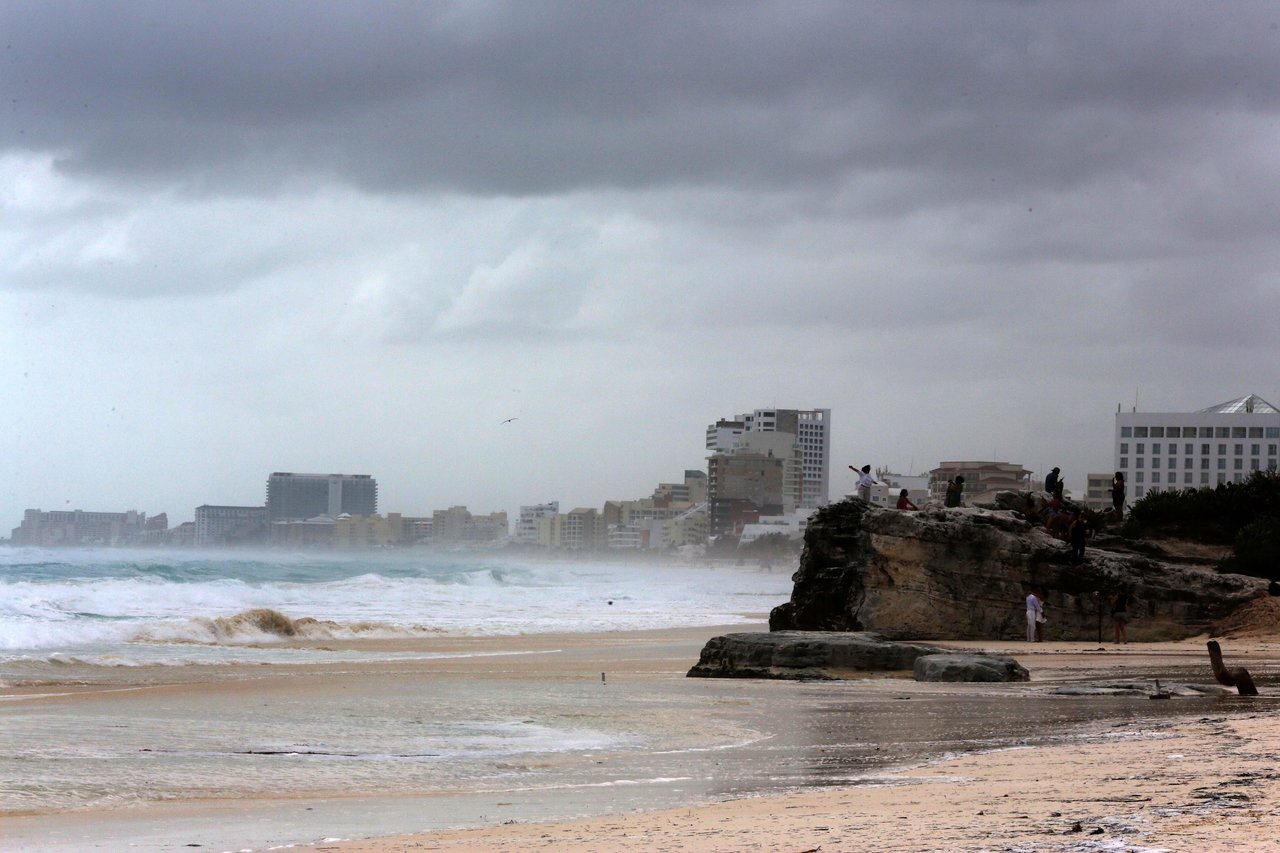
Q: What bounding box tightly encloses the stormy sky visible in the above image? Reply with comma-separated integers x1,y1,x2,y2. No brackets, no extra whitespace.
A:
4,2,1280,528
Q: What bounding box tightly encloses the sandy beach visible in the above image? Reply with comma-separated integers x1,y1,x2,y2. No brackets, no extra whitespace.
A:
4,626,1278,853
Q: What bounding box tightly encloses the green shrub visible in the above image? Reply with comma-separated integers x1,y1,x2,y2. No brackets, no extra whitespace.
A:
1220,517,1280,582
1123,471,1280,545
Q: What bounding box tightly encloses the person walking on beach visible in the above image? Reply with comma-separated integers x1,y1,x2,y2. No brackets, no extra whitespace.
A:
1111,471,1126,521
1111,587,1131,644
1026,589,1044,642
944,475,964,508
896,489,918,511
851,465,876,502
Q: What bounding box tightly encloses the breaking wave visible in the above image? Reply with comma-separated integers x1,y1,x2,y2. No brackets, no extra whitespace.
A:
133,608,444,645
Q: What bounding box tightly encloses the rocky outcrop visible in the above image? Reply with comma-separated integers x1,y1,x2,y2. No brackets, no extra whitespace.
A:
686,631,945,680
912,653,1029,682
769,497,1268,642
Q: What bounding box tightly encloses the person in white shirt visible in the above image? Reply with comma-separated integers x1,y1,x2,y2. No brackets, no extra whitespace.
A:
850,464,876,502
1025,591,1043,642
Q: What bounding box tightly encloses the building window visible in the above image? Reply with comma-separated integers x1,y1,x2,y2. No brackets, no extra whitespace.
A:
1201,472,1210,484
1199,427,1212,437
1152,472,1161,483
1267,427,1280,439
1250,427,1264,438
1185,443,1194,455
1136,458,1144,469
1218,444,1227,455
1152,442,1162,455
1121,426,1133,437
1219,473,1228,484
1235,444,1244,456
1235,473,1244,483
1252,444,1261,456
1184,472,1193,484
1136,486,1145,497
1218,459,1227,470
1217,427,1230,438
1184,458,1192,470
1251,458,1260,470
1136,472,1144,483
1151,427,1164,437
1202,444,1211,455
1120,443,1129,454
1167,427,1181,438
1152,457,1161,468
1136,443,1145,454
1134,427,1148,437
1270,444,1278,457
1169,458,1177,469
1119,457,1128,468
1234,458,1244,470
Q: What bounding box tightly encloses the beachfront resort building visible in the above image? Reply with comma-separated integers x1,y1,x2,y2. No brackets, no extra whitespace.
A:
705,407,831,508
10,508,148,546
928,462,1033,504
515,502,559,544
1114,394,1280,502
265,473,378,521
194,505,268,546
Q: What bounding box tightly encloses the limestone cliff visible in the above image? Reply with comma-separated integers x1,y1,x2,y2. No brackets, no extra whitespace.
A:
768,497,1267,641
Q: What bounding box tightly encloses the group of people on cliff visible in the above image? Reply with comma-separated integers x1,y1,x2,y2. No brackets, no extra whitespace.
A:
849,464,962,510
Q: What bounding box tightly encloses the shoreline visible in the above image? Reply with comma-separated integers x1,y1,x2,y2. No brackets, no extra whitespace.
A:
3,628,1277,852
323,711,1280,852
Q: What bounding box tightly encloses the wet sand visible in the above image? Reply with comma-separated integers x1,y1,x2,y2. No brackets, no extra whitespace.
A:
4,630,1279,852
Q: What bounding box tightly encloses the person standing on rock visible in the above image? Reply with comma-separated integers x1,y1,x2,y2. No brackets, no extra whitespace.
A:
1025,589,1043,642
850,465,876,502
1045,467,1061,494
944,475,964,508
1111,471,1126,521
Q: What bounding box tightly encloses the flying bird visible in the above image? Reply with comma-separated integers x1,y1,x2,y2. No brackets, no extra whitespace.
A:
500,417,519,424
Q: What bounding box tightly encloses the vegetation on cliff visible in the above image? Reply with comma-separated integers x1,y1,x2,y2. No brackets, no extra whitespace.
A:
1123,471,1280,581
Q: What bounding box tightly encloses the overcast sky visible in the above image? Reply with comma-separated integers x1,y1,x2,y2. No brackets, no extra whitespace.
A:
4,1,1280,528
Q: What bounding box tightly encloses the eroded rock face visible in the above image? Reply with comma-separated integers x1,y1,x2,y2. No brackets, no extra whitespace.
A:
769,497,1267,642
686,630,945,680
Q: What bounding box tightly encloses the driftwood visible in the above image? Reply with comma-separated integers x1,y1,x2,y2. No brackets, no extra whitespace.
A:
1207,640,1259,696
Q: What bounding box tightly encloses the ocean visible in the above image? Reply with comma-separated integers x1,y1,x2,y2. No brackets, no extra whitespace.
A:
1,547,802,850
0,547,793,668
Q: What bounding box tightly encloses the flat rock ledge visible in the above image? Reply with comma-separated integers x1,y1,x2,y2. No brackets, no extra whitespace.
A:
687,631,946,680
913,653,1029,682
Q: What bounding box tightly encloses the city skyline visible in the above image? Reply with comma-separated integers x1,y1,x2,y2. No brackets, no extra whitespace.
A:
5,4,1280,532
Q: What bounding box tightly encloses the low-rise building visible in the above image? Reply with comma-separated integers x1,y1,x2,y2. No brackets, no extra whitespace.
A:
928,462,1032,504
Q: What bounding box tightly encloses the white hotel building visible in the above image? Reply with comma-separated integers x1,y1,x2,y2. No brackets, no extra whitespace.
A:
1114,394,1280,502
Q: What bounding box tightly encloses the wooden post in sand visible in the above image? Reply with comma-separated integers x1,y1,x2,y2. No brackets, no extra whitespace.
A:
1206,640,1259,696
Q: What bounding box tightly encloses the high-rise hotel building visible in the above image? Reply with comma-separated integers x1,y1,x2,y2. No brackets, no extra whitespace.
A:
265,472,378,521
1114,394,1280,502
705,407,831,509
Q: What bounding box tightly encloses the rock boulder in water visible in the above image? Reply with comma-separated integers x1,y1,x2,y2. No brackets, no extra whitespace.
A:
912,653,1029,682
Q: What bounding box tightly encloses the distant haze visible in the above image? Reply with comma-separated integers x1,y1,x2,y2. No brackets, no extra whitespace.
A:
3,3,1279,527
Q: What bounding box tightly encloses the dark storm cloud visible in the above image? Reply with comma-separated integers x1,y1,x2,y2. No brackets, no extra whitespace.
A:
7,2,1280,199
